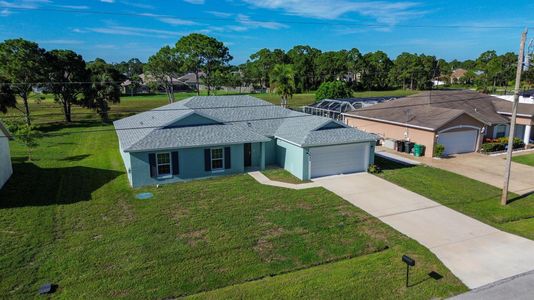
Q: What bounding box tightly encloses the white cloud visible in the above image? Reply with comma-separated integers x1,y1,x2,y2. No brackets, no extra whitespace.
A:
139,13,198,26
183,0,204,4
0,8,11,16
56,5,89,10
0,0,51,9
242,0,425,26
236,14,287,30
100,0,115,3
87,25,182,38
205,10,232,18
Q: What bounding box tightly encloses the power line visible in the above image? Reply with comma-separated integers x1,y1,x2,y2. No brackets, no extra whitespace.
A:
1,6,530,30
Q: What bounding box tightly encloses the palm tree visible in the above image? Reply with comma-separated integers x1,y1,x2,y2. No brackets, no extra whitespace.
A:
270,64,295,108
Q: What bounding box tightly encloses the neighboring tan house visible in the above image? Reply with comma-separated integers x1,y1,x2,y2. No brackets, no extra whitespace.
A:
114,95,377,187
0,121,13,189
343,90,534,157
450,68,467,83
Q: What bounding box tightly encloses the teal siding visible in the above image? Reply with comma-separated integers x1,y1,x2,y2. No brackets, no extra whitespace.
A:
264,139,276,165
129,144,245,188
276,139,309,180
165,113,220,128
119,144,133,185
251,142,262,167
369,142,376,165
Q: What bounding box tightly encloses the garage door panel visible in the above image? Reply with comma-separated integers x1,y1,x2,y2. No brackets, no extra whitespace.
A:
437,129,478,155
310,143,368,178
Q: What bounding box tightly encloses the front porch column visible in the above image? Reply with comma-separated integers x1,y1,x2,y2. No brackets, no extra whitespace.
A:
260,142,266,170
524,125,532,145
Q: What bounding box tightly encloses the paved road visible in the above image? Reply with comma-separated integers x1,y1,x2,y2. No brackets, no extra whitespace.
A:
450,270,534,300
315,173,534,289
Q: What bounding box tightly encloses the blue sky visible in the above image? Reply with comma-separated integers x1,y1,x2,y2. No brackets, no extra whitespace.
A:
0,0,533,64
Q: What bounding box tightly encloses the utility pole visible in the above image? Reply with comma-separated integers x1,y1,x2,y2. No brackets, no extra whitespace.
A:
502,28,528,205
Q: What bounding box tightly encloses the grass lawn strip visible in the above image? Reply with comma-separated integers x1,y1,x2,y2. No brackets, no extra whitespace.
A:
261,167,310,184
512,153,534,167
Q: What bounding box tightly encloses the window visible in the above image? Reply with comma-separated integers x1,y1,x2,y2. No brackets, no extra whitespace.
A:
495,125,507,138
156,153,172,177
211,148,224,170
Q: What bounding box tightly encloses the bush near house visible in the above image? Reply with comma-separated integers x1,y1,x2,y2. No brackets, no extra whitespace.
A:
481,137,524,153
315,81,353,102
433,144,445,157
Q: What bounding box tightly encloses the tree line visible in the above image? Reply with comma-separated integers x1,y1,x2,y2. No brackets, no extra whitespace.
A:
2,34,534,126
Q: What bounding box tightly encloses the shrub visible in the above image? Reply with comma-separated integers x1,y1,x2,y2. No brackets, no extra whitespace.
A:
433,143,445,157
482,137,524,153
368,164,381,174
315,81,352,102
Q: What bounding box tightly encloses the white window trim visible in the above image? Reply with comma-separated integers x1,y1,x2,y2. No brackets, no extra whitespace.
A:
211,147,225,172
156,152,173,179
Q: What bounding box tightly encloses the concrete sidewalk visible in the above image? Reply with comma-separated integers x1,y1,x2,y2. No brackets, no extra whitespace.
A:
315,173,534,289
248,171,319,190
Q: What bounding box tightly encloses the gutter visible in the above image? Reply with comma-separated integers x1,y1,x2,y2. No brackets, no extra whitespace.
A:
497,111,533,118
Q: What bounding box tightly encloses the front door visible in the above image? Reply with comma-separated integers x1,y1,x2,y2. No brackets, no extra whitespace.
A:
244,143,252,167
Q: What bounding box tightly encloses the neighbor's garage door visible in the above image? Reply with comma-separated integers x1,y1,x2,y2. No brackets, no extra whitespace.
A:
310,143,368,178
437,129,478,155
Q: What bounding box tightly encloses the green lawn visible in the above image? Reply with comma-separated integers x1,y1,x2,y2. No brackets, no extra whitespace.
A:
0,122,467,298
375,156,534,240
262,167,309,184
512,153,534,167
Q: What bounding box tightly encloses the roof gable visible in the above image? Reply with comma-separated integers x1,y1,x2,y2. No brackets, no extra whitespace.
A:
164,112,221,128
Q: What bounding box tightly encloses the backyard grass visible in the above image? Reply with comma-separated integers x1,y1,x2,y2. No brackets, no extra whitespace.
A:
0,121,467,298
375,156,534,240
262,167,309,184
512,153,534,167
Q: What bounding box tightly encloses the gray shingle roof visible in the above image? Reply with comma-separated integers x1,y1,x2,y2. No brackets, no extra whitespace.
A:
344,90,511,130
114,95,376,152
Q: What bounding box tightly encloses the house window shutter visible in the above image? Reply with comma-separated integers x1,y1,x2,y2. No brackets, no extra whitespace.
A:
224,147,231,169
148,153,157,178
171,151,179,175
204,149,211,171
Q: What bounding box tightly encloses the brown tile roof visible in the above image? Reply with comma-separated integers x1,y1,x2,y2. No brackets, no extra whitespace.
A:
344,90,511,130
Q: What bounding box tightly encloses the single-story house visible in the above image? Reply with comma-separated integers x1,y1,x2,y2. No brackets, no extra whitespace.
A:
114,95,377,187
343,90,534,157
0,121,13,189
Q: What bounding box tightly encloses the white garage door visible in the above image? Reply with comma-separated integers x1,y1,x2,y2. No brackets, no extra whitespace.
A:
437,129,478,155
310,143,368,178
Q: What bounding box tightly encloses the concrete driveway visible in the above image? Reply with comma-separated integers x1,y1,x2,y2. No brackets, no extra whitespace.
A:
423,153,534,195
315,173,534,289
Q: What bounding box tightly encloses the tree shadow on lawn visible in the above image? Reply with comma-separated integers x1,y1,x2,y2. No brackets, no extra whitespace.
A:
0,163,123,209
37,120,111,133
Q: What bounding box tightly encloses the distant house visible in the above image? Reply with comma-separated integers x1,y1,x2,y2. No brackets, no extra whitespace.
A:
450,68,467,83
0,122,13,189
343,90,534,157
114,96,377,187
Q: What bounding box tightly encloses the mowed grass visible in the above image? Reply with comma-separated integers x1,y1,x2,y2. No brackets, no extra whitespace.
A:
0,122,467,299
262,167,309,184
512,153,534,166
375,156,534,240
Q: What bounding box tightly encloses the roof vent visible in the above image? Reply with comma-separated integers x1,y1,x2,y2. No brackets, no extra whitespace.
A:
140,121,144,125
247,122,252,127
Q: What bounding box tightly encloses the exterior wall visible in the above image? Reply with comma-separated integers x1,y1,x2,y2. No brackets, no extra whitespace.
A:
251,142,263,168
345,117,436,157
0,132,12,189
516,116,533,126
119,144,133,185
276,139,308,180
129,144,245,188
369,142,376,165
264,139,277,165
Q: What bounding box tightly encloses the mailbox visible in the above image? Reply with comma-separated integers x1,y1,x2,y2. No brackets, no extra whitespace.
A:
402,255,415,266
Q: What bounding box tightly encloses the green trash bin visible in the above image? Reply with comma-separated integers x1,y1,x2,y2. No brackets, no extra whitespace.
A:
413,144,422,157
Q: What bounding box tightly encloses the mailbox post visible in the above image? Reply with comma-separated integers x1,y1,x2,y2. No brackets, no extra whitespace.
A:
402,255,415,287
